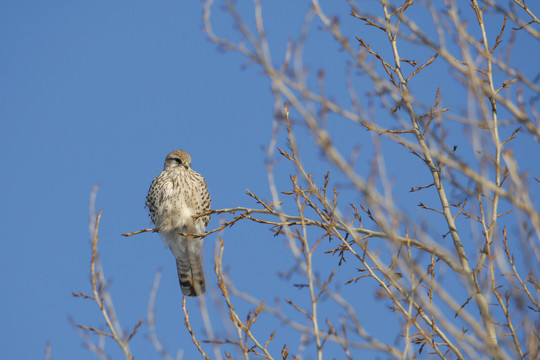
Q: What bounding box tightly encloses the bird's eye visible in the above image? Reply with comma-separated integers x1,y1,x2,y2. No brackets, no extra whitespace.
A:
174,158,183,164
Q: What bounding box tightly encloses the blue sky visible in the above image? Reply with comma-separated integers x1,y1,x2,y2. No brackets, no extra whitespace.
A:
1,1,539,359
0,2,324,359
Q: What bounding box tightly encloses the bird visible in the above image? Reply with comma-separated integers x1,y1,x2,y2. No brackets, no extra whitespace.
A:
146,150,211,296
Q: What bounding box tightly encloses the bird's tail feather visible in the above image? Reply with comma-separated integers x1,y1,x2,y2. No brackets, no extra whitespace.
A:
176,252,205,296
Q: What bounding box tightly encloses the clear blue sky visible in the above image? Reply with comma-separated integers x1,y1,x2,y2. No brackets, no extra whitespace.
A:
1,1,539,359
0,2,334,359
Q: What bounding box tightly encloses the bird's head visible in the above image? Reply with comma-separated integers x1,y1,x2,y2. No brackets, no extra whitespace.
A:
164,150,192,171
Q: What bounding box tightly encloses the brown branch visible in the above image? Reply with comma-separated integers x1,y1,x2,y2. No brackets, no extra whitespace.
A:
73,186,141,360
182,297,212,360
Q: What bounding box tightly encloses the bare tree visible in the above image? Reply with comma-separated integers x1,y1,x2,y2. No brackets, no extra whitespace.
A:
74,1,539,359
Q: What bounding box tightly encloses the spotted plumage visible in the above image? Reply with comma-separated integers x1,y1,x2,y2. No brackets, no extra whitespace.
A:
146,150,211,296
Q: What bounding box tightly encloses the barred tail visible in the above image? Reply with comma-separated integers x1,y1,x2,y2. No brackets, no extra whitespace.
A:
176,252,205,296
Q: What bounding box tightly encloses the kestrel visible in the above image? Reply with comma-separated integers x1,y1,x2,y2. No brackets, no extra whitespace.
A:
146,150,211,296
